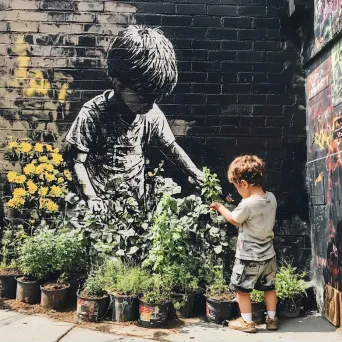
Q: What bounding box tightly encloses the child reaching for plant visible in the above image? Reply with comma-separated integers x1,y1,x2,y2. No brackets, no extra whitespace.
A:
210,155,278,333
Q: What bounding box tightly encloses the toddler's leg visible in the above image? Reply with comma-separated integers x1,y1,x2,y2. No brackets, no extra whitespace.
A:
237,291,252,314
265,289,277,320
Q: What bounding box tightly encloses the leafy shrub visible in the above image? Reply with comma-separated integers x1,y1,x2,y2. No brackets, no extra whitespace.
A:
83,272,106,297
250,290,264,303
18,229,55,280
205,265,234,300
53,229,87,280
141,273,172,304
275,263,310,300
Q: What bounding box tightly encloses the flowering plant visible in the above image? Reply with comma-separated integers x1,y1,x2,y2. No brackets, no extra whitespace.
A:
5,140,72,222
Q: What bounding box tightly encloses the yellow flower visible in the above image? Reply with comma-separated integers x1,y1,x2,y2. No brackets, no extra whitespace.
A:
53,148,60,153
14,175,26,184
50,185,63,198
40,198,58,213
58,177,64,184
19,142,32,153
7,197,25,208
24,163,36,175
45,173,57,182
46,200,58,213
34,143,44,152
45,164,54,172
51,153,63,166
27,180,38,195
8,141,18,149
46,144,54,152
39,156,48,163
7,171,17,182
39,187,49,197
13,188,27,197
63,169,72,181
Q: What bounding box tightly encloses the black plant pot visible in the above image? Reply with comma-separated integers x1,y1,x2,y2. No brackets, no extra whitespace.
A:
277,296,304,318
110,294,139,322
206,297,234,324
252,302,266,324
16,277,40,304
40,283,70,310
0,274,17,299
139,299,169,328
170,293,196,319
76,290,110,322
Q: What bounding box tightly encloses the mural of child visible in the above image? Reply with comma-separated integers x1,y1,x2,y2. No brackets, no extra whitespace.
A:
65,25,204,212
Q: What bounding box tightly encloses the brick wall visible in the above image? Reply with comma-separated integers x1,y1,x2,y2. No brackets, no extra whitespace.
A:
0,0,310,269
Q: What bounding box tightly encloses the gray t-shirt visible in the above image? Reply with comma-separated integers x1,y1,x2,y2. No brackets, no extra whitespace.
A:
65,90,175,198
231,192,277,261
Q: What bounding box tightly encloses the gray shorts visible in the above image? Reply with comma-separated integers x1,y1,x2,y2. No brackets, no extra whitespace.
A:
230,256,276,293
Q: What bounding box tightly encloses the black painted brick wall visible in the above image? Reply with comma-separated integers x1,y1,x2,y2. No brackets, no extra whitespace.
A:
0,0,310,269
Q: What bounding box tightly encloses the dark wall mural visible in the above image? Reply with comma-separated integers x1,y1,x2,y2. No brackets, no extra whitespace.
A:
0,1,309,267
306,0,342,59
306,36,342,316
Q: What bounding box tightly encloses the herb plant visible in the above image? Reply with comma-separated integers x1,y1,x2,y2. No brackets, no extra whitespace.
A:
250,290,265,303
275,263,310,300
141,273,172,304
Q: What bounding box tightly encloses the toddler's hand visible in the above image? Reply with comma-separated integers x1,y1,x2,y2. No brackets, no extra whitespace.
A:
210,202,221,211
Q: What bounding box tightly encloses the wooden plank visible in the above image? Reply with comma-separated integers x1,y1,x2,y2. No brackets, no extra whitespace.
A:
339,292,342,327
323,285,340,327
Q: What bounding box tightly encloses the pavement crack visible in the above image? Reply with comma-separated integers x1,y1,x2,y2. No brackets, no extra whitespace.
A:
54,324,76,342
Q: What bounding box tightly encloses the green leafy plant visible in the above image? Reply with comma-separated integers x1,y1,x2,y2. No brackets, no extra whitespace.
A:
18,229,55,280
202,167,223,202
83,272,106,297
141,273,172,304
250,290,264,303
275,263,310,300
53,228,87,280
205,264,235,301
102,259,149,296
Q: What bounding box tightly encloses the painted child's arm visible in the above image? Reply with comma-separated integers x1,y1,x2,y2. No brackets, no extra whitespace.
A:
166,141,204,185
210,202,239,227
74,152,107,212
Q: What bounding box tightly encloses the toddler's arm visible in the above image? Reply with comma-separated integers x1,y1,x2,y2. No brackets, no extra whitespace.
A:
210,202,239,227
74,152,107,213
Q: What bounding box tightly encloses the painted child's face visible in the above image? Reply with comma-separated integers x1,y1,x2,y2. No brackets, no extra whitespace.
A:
233,180,250,198
120,87,157,114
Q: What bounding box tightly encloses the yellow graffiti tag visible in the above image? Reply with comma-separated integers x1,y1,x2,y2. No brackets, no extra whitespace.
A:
314,125,334,150
23,70,51,97
315,172,324,185
13,36,30,79
13,36,71,108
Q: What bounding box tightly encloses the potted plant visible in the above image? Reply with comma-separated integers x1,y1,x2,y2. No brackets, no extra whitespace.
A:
139,273,171,328
104,260,148,322
250,290,266,324
167,262,200,319
76,264,109,323
205,265,236,324
53,228,88,305
17,229,56,304
0,228,21,299
275,263,310,318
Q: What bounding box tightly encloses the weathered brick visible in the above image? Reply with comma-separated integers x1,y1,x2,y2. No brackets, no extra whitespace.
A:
9,0,39,10
8,21,39,32
140,3,175,14
77,2,104,12
223,17,251,28
208,51,236,61
176,4,206,14
193,16,221,27
104,2,137,13
40,0,75,11
96,13,134,25
206,28,237,39
207,5,237,16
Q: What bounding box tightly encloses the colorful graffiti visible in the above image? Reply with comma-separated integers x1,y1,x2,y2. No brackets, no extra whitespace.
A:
306,36,342,293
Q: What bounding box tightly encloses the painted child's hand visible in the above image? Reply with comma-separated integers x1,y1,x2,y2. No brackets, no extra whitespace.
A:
210,202,222,211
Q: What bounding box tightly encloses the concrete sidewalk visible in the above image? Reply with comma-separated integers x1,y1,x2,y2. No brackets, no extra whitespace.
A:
0,309,341,342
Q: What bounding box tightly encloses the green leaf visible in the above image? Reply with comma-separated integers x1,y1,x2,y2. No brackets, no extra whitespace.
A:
213,245,222,254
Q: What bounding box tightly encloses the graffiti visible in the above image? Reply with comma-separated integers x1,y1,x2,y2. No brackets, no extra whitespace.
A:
11,36,73,119
307,57,331,99
314,124,334,150
66,26,203,209
332,40,342,106
311,0,342,58
315,172,324,185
